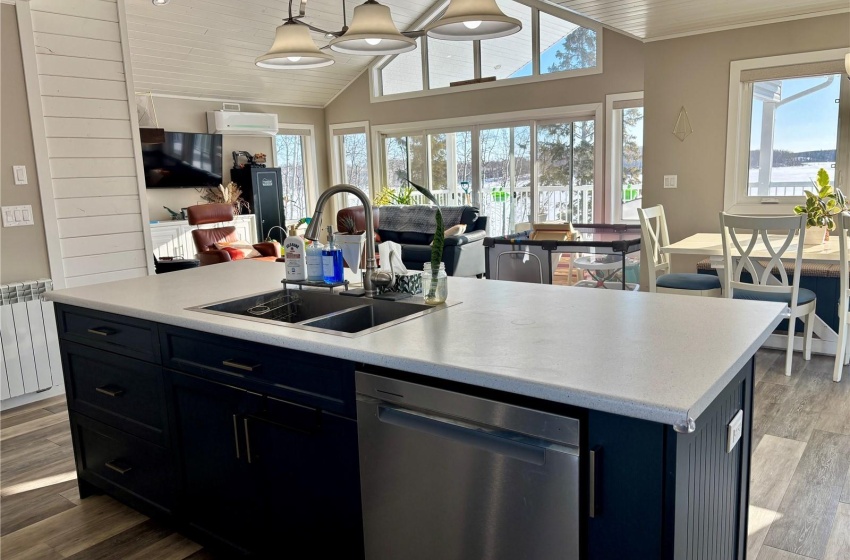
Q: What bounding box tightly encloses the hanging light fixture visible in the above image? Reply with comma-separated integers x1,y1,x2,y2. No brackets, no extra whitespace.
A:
255,19,334,69
426,0,521,41
329,1,416,55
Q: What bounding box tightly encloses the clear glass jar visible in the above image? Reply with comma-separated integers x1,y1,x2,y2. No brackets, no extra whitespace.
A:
421,262,448,305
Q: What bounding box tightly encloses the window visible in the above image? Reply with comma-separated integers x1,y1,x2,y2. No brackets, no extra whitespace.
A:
375,104,601,236
374,1,600,99
339,132,370,207
607,93,644,222
275,134,308,222
724,50,850,215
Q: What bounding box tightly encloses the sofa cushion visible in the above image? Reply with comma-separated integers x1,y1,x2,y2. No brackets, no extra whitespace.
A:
378,229,434,245
400,244,433,265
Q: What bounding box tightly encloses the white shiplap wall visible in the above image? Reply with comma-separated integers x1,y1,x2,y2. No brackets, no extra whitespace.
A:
26,0,153,288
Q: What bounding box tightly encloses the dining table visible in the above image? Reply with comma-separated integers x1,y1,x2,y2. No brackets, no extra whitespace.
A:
662,232,842,356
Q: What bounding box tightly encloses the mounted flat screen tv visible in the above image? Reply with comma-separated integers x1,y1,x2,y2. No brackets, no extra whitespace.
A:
142,131,223,188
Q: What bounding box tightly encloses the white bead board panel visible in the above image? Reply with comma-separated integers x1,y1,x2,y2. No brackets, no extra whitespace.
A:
28,0,152,288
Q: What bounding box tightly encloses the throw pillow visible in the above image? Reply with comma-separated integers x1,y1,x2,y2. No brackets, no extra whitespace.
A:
444,224,466,237
220,246,245,261
215,240,261,259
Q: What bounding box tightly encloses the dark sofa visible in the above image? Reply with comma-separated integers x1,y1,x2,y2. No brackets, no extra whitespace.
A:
336,205,488,277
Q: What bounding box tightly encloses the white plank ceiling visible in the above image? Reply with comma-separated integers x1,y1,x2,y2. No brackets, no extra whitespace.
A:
550,0,849,41
125,0,436,107
125,0,849,107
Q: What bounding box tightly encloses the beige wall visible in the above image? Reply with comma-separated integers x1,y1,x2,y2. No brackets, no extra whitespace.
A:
144,97,328,222
643,14,850,273
325,29,644,127
1,4,50,284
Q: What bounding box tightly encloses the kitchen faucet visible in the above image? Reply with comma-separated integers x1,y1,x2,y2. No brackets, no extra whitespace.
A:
305,184,377,297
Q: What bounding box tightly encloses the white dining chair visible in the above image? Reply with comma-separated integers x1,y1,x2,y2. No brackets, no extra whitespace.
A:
637,206,722,296
720,213,816,377
832,212,849,382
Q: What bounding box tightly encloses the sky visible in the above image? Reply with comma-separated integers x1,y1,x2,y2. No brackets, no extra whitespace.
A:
749,75,841,153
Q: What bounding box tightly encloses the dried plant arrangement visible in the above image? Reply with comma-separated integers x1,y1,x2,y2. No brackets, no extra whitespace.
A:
197,182,250,215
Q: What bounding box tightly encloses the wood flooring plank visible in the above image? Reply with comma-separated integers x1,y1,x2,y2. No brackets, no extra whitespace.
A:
842,467,850,504
62,518,173,560
182,550,218,560
754,382,793,443
0,408,56,430
1,423,71,455
756,546,812,559
748,505,778,560
763,476,842,559
823,501,850,560
0,479,78,536
762,354,811,387
750,435,807,510
3,543,64,560
792,431,850,489
59,485,82,506
0,411,70,442
42,402,68,415
764,394,821,443
120,531,204,560
756,350,783,383
0,396,66,420
1,495,148,559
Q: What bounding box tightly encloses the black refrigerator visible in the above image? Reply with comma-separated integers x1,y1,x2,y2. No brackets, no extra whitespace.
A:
230,167,286,244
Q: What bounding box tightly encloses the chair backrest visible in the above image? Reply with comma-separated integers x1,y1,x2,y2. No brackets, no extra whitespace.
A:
837,212,850,302
187,203,237,253
719,212,805,305
637,205,672,291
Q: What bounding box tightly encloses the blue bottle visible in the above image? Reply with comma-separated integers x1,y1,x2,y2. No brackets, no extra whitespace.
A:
322,227,344,284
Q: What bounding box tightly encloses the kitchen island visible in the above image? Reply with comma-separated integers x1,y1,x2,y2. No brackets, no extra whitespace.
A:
47,260,784,559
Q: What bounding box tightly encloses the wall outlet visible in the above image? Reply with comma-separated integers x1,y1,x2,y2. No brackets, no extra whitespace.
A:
727,409,743,453
664,175,677,189
2,205,34,227
13,165,27,185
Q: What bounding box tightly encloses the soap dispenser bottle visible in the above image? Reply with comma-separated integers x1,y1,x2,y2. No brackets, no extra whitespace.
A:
322,226,344,284
305,239,324,282
284,225,306,281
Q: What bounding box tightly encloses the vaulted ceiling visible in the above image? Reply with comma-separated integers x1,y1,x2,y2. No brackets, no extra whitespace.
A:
125,0,848,108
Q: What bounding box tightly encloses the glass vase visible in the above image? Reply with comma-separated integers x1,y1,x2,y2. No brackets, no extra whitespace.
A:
421,263,448,305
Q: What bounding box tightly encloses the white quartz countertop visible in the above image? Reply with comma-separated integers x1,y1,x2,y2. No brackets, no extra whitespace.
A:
47,260,785,430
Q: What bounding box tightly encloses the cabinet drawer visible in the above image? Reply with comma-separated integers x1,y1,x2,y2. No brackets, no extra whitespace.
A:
73,413,174,512
57,305,159,363
63,342,167,445
161,326,356,417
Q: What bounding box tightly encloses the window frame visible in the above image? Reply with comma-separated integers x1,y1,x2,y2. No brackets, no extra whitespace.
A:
370,103,603,224
723,48,850,215
605,91,644,224
272,122,320,225
370,0,603,104
329,121,373,214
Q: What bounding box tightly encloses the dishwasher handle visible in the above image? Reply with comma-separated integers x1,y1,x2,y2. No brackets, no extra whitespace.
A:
378,404,549,466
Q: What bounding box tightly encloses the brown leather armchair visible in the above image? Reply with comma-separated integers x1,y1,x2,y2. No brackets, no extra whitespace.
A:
187,204,278,266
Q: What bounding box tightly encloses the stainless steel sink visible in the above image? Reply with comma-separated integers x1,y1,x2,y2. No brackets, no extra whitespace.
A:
188,289,450,337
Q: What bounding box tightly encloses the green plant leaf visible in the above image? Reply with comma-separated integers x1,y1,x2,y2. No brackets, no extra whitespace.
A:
817,168,830,188
794,205,806,214
405,178,444,299
805,190,817,199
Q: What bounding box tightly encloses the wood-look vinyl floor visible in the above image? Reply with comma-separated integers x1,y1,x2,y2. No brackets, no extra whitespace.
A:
1,350,848,559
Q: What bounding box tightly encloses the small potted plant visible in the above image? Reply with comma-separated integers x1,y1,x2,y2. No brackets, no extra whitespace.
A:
794,169,847,245
405,179,447,305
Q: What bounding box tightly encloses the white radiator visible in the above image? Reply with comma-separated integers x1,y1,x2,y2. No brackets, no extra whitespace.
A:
0,279,62,400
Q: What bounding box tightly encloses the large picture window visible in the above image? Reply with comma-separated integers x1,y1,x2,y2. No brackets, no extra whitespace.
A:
375,1,601,99
273,128,317,224
724,50,850,215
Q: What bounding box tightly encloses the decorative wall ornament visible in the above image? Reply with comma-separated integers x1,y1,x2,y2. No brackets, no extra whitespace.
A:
673,106,693,141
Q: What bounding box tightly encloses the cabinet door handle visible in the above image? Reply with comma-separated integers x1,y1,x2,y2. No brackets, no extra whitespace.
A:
232,414,241,460
589,446,603,518
95,385,125,398
87,326,117,336
105,459,132,475
243,417,252,464
222,359,261,372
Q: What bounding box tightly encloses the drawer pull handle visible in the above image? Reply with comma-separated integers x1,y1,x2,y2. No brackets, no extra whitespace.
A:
95,385,125,398
87,327,117,336
222,359,261,372
105,460,132,475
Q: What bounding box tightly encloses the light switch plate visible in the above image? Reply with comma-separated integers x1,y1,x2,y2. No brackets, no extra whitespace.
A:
2,205,34,227
13,166,27,185
727,409,743,453
664,175,677,189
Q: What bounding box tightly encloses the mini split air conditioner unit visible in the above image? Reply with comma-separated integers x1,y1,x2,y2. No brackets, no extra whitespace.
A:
206,111,279,137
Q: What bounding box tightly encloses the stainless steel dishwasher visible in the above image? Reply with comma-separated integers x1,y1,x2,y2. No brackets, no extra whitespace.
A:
356,371,581,560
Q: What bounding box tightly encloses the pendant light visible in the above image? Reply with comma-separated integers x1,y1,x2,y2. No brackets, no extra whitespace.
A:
426,0,521,41
330,1,416,55
255,20,334,69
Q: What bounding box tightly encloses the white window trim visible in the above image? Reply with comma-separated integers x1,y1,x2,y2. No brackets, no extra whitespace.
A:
605,91,644,224
370,103,604,222
369,0,603,104
723,48,850,215
272,123,320,224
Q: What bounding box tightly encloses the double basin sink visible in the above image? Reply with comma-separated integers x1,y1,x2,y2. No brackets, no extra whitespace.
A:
190,288,448,337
